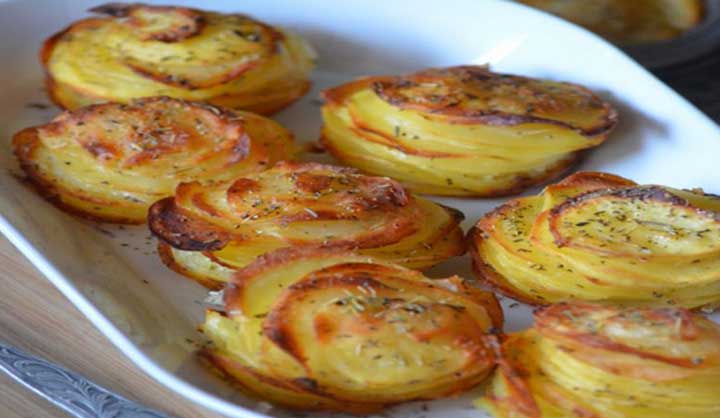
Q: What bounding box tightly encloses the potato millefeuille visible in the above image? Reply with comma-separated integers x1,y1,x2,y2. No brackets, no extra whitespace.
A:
201,248,503,413
478,303,720,418
517,0,704,45
12,97,293,223
41,3,316,114
320,65,617,196
469,171,720,309
149,161,466,289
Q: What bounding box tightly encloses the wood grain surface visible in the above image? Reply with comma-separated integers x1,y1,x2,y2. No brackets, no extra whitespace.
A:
0,235,227,418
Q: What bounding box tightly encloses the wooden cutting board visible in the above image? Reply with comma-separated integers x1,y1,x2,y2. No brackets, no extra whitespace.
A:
0,235,226,418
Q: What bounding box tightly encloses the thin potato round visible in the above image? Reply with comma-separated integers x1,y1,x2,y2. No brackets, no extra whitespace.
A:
41,3,316,114
477,303,720,418
149,161,466,289
469,171,720,309
202,249,502,412
13,97,293,223
320,66,616,196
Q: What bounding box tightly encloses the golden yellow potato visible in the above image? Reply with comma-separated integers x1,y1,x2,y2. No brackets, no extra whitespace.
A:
518,0,704,45
201,248,503,412
12,97,293,223
320,66,617,196
469,171,720,309
477,303,720,418
149,161,466,289
41,3,316,114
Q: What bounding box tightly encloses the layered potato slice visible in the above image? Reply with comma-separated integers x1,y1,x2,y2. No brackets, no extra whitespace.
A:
517,0,704,45
469,171,720,309
202,249,503,412
320,66,617,196
478,303,720,418
13,97,292,223
41,3,316,114
149,161,466,289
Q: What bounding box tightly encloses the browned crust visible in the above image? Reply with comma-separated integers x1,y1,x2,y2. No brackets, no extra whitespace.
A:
548,185,720,250
148,197,231,251
549,171,637,189
13,96,252,224
157,161,437,251
259,266,499,401
535,303,711,368
372,66,618,137
262,274,394,366
321,76,388,106
322,67,618,137
89,3,205,42
156,242,225,290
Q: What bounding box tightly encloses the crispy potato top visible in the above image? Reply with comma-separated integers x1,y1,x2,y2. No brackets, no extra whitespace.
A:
41,3,315,113
320,66,616,196
549,186,720,257
325,66,617,135
89,3,207,42
149,161,464,252
13,97,292,223
202,249,502,412
536,303,720,374
470,171,720,308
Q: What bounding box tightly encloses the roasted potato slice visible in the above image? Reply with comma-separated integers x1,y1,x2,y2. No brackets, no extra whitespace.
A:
202,248,502,412
469,171,720,309
12,97,293,223
477,303,720,417
149,161,466,288
320,66,617,196
518,0,704,45
41,3,316,114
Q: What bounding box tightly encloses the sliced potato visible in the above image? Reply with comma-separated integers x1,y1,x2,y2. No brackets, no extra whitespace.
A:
149,161,466,288
202,249,502,412
12,97,292,223
478,303,720,418
320,66,616,196
41,3,316,114
469,171,720,309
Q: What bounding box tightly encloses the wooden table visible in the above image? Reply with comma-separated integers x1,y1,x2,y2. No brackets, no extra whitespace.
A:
0,235,226,418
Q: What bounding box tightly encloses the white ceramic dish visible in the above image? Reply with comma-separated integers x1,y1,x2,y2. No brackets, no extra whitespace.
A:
1,1,719,417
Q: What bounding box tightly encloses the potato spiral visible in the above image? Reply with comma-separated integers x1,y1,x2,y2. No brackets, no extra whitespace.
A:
202,249,503,412
12,97,292,223
149,161,466,289
478,303,720,418
469,171,720,309
41,3,316,114
320,66,617,196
